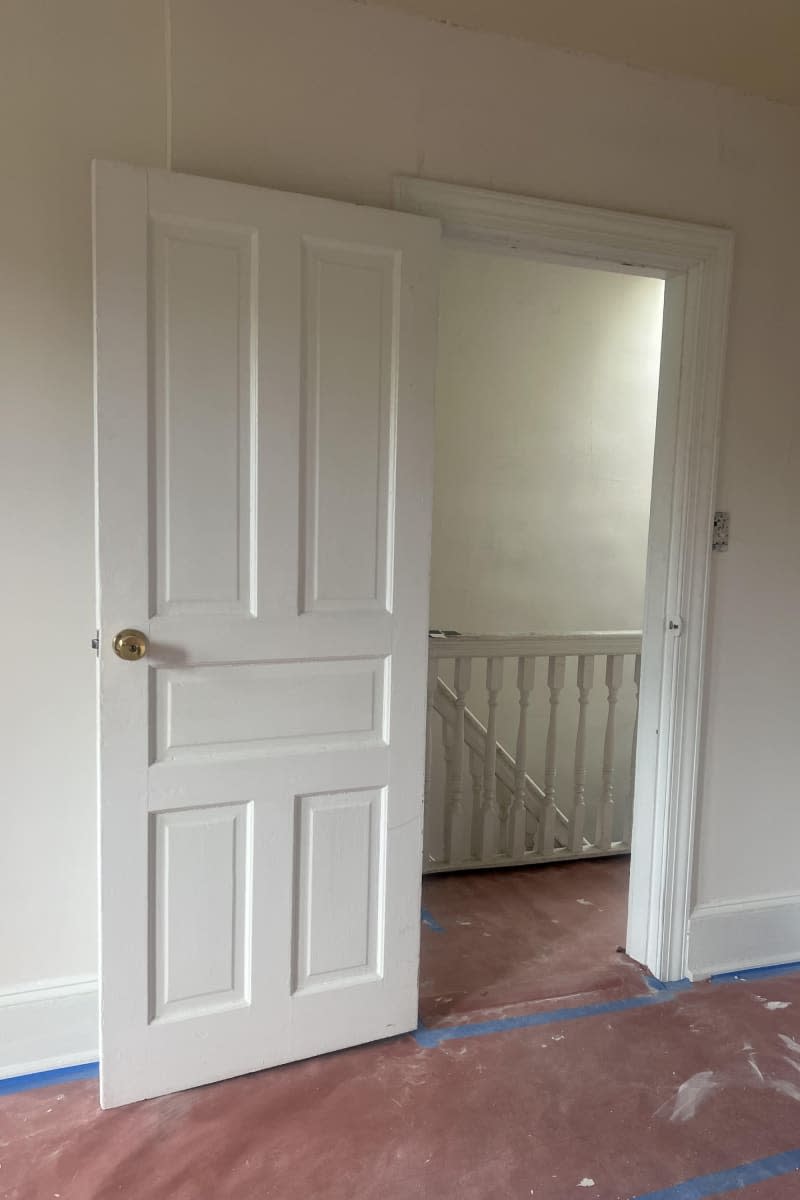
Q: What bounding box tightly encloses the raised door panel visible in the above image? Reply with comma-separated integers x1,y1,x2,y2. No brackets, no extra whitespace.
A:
293,788,385,995
153,657,388,761
301,240,398,615
151,803,253,1022
150,217,257,617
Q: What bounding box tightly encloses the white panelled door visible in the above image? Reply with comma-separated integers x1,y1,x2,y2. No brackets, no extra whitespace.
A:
93,162,439,1108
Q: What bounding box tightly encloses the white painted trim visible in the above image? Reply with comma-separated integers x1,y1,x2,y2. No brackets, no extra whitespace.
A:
688,896,800,980
394,176,734,982
0,976,97,1008
0,981,98,1079
428,631,642,659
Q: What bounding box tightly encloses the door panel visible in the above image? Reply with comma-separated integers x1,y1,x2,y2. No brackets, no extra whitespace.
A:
151,216,256,617
93,161,439,1107
153,657,386,760
294,787,385,994
152,803,252,1022
301,239,397,614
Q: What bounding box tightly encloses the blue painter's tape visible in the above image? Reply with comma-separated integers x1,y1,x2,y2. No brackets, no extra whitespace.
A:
711,961,800,985
414,989,674,1048
631,1147,800,1199
644,975,668,991
644,975,693,993
421,908,445,933
0,1061,99,1097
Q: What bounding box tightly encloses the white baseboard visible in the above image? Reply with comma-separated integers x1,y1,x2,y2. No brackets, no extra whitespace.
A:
0,978,98,1079
688,894,800,980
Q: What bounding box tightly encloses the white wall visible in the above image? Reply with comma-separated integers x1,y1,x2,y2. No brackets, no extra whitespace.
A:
4,0,800,1064
2,3,166,991
0,0,165,1068
430,248,663,634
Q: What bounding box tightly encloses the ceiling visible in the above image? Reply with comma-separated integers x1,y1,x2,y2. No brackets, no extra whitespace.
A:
359,0,800,106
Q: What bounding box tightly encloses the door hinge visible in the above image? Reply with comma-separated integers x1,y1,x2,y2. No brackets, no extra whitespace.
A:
91,630,99,655
712,511,730,552
668,617,683,636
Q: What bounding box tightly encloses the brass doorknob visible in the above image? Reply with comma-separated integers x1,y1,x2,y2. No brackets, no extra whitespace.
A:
113,629,149,661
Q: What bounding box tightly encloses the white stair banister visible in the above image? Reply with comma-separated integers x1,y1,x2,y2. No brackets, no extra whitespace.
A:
444,656,472,863
433,677,570,850
425,631,642,873
441,717,456,858
475,656,503,858
596,653,624,848
569,654,595,853
423,656,438,863
539,654,566,855
507,655,535,857
433,678,549,815
469,747,484,837
624,653,641,846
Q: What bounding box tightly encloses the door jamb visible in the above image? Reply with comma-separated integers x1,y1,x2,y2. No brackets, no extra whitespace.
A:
393,177,733,982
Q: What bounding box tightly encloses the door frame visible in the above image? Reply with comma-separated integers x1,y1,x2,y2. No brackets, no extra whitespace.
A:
394,176,734,982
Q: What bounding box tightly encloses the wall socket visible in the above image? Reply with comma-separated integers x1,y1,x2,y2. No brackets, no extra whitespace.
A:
712,511,729,552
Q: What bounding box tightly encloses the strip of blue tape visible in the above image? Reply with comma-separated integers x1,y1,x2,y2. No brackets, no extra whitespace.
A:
3,964,798,1101
711,960,800,985
415,989,675,1047
0,1061,99,1097
631,1147,800,1199
421,908,445,933
644,975,693,993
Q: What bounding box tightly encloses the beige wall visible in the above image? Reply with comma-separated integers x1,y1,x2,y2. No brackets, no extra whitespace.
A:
4,0,800,998
364,0,800,107
430,248,663,635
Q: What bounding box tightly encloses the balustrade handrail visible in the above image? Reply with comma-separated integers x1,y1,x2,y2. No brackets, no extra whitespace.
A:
429,630,642,659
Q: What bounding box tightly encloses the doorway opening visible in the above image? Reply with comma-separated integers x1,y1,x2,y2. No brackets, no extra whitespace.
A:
397,175,733,992
419,245,664,1019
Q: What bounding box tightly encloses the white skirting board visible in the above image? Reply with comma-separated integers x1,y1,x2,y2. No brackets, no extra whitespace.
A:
687,895,800,979
0,979,98,1079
